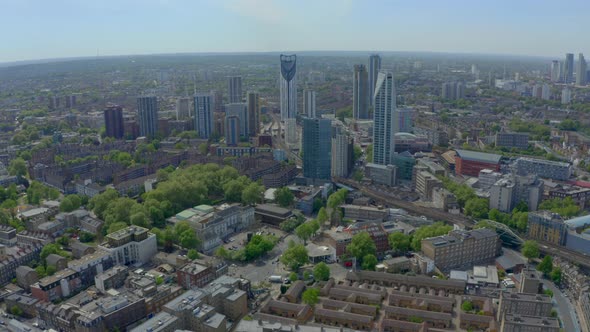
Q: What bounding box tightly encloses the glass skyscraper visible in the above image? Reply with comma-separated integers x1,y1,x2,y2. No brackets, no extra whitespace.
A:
280,54,297,120
194,93,213,139
302,117,332,180
368,54,382,107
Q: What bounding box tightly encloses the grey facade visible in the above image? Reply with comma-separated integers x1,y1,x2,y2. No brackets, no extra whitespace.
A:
194,94,214,139
495,132,529,149
228,76,242,103
331,127,354,178
514,157,572,181
303,89,316,119
353,64,369,119
246,91,260,137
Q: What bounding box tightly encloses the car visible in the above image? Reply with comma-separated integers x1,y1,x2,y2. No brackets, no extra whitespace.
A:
344,261,352,267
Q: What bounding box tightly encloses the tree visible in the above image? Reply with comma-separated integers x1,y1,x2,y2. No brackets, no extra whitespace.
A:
537,255,553,275
464,198,489,219
198,143,209,155
214,246,229,259
388,232,411,253
462,300,474,312
8,158,27,177
281,241,309,271
539,197,580,218
242,182,264,205
302,288,320,306
522,240,540,261
550,267,562,284
347,232,376,264
317,207,328,224
79,232,95,243
275,187,294,207
155,276,164,285
179,230,199,249
361,254,378,271
57,236,70,247
187,249,200,260
10,305,23,317
295,222,314,244
313,262,330,281
88,189,119,220
289,272,298,282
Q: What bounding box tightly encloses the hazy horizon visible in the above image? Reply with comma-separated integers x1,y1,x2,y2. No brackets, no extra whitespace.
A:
2,0,588,63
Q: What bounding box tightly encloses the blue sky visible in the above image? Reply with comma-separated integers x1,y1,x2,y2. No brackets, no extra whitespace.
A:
1,0,588,62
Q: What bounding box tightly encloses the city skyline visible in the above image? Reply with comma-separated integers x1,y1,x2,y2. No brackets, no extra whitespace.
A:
2,0,590,63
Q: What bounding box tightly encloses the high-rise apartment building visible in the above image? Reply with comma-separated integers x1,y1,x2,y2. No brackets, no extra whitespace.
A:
137,96,159,138
225,116,240,146
489,174,543,213
541,84,551,100
564,53,574,83
280,54,297,120
550,60,561,82
225,103,248,138
246,92,260,137
331,127,354,178
302,117,332,180
372,71,397,165
561,87,572,104
104,105,124,139
441,82,465,100
228,76,242,103
303,89,316,119
193,94,213,139
368,54,382,107
353,64,369,119
577,53,587,86
393,107,413,133
527,211,567,246
176,97,191,121
284,118,298,147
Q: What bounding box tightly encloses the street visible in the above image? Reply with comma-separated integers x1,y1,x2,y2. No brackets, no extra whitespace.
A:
544,281,581,332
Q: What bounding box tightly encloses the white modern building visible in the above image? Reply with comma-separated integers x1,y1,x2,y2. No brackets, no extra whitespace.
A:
303,89,316,119
561,87,572,104
372,71,397,165
98,226,157,266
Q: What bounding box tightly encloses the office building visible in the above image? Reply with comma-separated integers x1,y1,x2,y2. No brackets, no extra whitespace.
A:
303,89,317,119
514,157,572,181
353,64,369,119
226,103,248,138
246,91,260,137
392,151,415,181
489,174,543,213
577,53,587,86
104,105,124,139
331,127,354,178
532,84,543,99
137,96,158,138
280,54,297,120
561,87,572,104
393,107,413,133
527,211,567,246
366,163,397,186
302,117,332,180
194,93,213,139
500,314,559,332
373,71,397,165
495,132,529,149
455,149,502,177
228,76,242,103
550,60,561,82
368,54,381,106
421,228,500,271
413,167,442,200
175,97,191,120
564,53,574,83
225,116,240,146
98,226,157,266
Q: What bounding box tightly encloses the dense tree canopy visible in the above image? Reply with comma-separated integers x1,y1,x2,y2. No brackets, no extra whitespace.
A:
281,241,309,271
275,187,294,207
410,222,453,251
347,232,376,264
